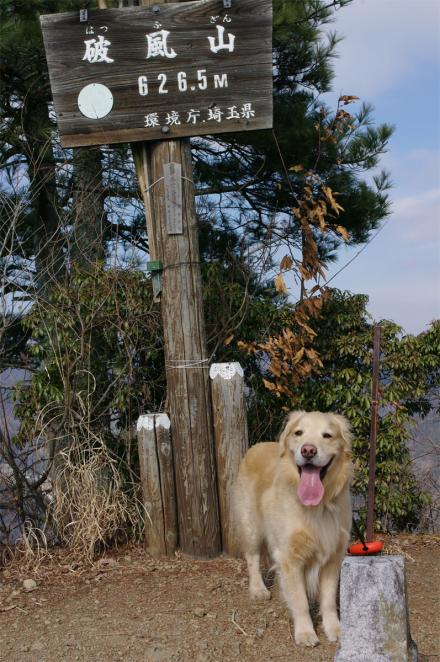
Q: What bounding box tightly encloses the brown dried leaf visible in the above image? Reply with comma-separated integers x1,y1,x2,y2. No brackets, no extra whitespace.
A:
293,348,305,364
223,334,234,346
274,273,288,294
237,341,255,354
339,95,360,105
289,164,304,172
336,225,350,241
280,255,294,272
322,186,344,215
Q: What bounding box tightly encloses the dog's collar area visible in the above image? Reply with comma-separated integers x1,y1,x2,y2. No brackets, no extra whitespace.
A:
297,457,333,480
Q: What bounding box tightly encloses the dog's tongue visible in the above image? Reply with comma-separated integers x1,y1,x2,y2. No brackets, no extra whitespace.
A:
298,465,324,506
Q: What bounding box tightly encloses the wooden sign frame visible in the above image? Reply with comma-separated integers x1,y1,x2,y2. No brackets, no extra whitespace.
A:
40,0,273,148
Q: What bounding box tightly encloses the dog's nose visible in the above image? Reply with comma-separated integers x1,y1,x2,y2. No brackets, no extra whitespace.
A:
301,444,317,460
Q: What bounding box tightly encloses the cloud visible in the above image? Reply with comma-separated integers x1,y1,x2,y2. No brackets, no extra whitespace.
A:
366,279,440,334
380,149,440,194
393,188,440,245
328,0,440,99
318,1,440,333
326,181,440,333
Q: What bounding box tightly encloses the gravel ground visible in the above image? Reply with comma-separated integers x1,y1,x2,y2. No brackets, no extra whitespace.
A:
0,535,438,662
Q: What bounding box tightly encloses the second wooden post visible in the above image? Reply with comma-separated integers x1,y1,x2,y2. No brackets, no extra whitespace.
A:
210,362,249,555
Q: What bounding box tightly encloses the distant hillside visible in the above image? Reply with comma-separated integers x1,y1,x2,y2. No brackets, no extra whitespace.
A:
407,408,440,531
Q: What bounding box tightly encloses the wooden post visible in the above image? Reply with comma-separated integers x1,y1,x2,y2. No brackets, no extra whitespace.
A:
210,363,249,555
366,324,381,542
137,413,177,557
148,139,221,557
63,0,273,559
127,0,220,557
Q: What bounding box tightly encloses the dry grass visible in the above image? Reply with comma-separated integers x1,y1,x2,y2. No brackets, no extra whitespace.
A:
3,435,145,573
50,435,144,564
3,521,53,575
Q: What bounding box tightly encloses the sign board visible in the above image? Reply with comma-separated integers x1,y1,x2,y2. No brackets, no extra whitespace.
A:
40,0,273,148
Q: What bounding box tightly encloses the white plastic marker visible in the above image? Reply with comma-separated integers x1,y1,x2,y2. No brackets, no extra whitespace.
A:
78,83,113,119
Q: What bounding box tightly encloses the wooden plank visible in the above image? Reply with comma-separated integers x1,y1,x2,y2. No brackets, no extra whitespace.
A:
210,363,248,556
136,413,177,556
164,162,183,234
155,416,178,554
132,142,158,260
150,138,221,557
40,0,273,147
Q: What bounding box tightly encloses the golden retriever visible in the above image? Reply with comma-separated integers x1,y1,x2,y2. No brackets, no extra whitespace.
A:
234,411,353,647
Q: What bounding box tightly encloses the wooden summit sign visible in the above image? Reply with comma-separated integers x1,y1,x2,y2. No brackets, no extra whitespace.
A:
40,0,273,148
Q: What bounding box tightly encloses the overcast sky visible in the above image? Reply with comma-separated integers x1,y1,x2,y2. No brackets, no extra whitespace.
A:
322,0,440,334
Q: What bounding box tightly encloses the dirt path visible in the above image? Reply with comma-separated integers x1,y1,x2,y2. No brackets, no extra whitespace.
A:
0,536,439,662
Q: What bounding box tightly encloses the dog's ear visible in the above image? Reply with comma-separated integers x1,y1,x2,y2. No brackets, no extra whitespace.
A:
279,410,305,456
333,414,353,449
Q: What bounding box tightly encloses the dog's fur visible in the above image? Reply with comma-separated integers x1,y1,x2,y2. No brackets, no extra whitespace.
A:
234,411,353,647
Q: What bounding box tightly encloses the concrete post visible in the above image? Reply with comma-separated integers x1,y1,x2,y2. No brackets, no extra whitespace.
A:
335,555,418,662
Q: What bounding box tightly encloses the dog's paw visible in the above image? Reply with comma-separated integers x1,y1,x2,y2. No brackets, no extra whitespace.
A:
323,617,341,642
249,585,271,602
295,629,319,647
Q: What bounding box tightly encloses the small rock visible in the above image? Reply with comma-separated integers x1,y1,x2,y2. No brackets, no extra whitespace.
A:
97,557,118,568
256,627,266,638
22,579,37,592
193,607,206,618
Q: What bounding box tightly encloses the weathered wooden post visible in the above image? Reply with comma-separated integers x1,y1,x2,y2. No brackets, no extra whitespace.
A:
210,363,248,555
147,138,221,556
132,5,218,558
40,0,273,557
136,414,177,556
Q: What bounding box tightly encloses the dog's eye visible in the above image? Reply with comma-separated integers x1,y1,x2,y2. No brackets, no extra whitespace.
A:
294,430,303,436
322,432,332,439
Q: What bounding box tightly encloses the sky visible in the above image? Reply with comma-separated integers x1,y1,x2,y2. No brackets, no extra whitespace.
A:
321,0,440,334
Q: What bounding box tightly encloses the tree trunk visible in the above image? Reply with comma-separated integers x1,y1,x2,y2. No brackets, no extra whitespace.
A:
71,146,105,266
22,92,65,290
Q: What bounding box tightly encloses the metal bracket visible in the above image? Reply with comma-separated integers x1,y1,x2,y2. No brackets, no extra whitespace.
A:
223,0,232,8
79,9,88,22
146,260,163,300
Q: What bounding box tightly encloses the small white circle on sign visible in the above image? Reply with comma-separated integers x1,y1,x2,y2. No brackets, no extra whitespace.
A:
78,83,113,120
